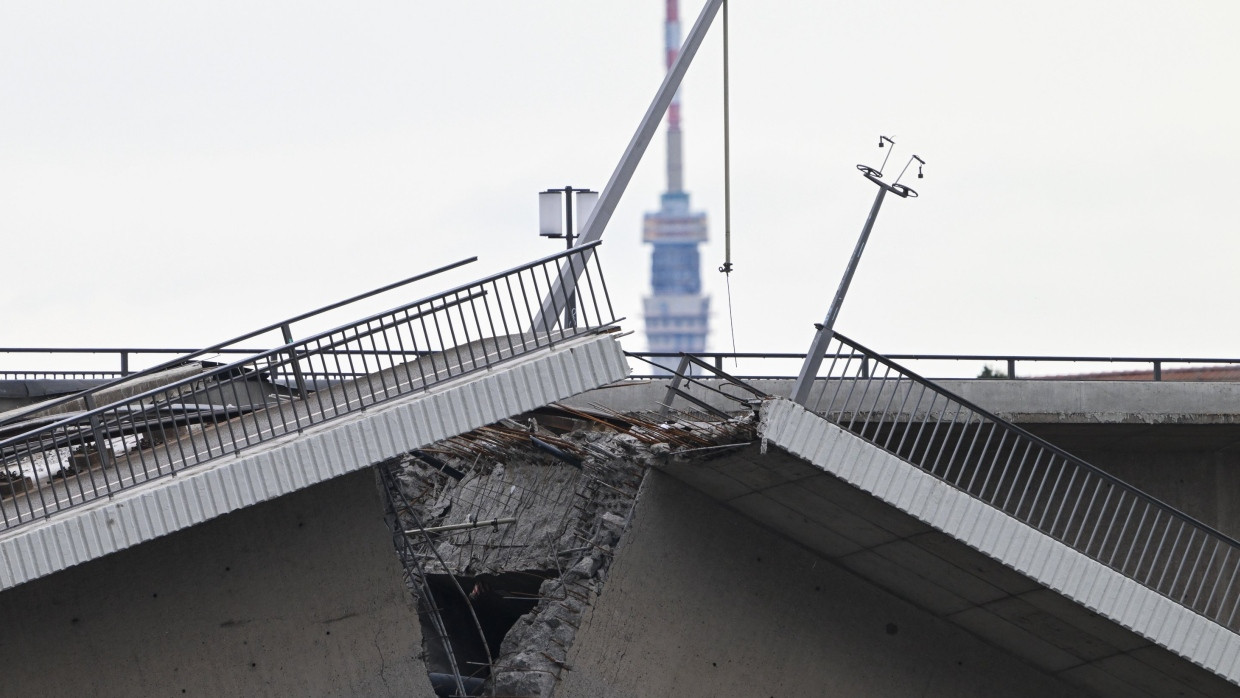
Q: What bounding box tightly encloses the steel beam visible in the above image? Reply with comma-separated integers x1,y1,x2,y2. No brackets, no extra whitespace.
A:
532,0,725,331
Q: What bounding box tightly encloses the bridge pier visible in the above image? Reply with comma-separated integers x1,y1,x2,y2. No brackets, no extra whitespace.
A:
0,469,433,697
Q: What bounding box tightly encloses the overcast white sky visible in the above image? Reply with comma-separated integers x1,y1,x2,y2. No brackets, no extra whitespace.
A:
3,1,1239,373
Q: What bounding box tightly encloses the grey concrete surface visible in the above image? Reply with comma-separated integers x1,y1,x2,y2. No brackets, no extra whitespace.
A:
937,379,1240,425
559,471,1092,698
578,377,1240,425
0,469,434,698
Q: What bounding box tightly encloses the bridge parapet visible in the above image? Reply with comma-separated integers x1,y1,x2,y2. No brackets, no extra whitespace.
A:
776,333,1240,634
0,243,617,534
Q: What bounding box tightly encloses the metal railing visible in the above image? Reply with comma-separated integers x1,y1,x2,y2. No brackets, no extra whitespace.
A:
12,350,1240,384
1,371,121,381
625,351,1240,381
0,256,480,427
623,352,769,419
0,243,615,532
801,332,1240,632
0,348,269,382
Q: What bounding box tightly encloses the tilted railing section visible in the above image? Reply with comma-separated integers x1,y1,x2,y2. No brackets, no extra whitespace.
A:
0,257,484,430
807,332,1240,633
0,243,615,532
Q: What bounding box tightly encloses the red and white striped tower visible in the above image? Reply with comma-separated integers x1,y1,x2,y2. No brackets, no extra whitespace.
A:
665,0,684,193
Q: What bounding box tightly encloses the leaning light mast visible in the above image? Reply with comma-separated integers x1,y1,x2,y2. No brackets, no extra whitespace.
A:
531,0,724,331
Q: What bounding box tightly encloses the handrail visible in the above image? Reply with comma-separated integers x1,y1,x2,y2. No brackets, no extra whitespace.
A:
623,351,1240,381
1,292,488,454
0,256,478,427
14,349,1240,384
803,331,1240,632
0,347,265,356
0,243,615,532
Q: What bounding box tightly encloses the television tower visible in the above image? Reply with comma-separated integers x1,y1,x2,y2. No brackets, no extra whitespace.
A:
643,0,710,374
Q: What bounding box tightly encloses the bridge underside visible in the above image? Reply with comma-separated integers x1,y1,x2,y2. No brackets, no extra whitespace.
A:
654,398,1240,697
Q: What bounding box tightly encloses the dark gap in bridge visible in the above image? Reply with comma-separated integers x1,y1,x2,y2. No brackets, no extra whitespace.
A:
420,570,554,697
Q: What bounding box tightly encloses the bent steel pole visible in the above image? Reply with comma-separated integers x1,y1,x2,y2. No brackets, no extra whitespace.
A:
790,167,918,406
532,0,724,331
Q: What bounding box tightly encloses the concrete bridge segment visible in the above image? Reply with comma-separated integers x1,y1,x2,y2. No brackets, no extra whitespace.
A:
0,332,629,697
624,397,1240,697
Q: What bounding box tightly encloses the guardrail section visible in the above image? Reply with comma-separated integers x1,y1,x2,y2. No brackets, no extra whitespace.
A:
0,244,615,532
803,332,1240,633
622,352,1240,381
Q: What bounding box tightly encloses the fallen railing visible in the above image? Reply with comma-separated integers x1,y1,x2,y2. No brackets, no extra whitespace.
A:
0,243,616,532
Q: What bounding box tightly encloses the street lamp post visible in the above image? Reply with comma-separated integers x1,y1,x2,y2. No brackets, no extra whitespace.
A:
789,141,924,406
539,186,598,329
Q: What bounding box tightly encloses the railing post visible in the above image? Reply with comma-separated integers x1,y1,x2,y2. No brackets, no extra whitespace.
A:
82,393,114,472
120,351,130,376
1007,358,1016,379
659,355,695,418
1154,361,1162,381
564,247,581,330
281,324,310,399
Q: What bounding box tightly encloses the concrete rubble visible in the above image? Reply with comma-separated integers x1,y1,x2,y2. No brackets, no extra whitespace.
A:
380,404,757,697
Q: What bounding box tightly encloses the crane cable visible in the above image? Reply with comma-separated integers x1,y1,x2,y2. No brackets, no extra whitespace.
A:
718,0,738,359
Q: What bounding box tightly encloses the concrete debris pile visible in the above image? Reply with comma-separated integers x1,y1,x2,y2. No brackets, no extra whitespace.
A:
379,403,756,697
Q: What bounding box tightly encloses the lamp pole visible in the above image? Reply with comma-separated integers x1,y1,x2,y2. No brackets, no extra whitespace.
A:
539,186,598,329
789,143,924,406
